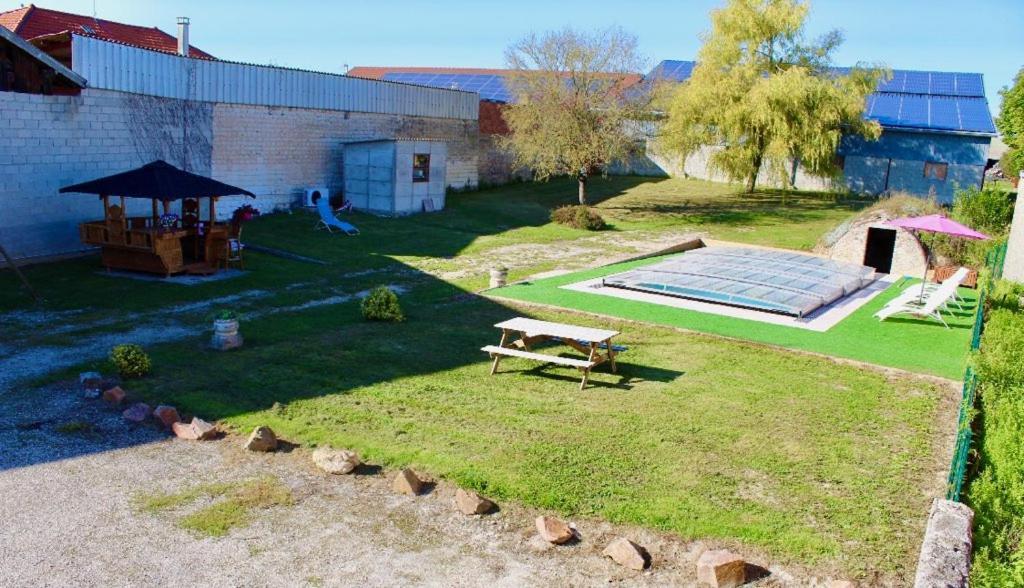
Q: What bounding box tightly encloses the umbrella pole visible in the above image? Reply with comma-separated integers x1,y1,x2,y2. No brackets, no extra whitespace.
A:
0,240,40,303
919,231,931,303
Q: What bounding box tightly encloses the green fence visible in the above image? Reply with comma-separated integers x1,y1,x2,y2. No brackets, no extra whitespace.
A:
945,241,1008,501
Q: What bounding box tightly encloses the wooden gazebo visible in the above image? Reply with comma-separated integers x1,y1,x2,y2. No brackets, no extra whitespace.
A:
60,160,255,276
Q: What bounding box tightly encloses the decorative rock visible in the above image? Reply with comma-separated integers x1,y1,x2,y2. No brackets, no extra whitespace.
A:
153,405,180,429
191,418,217,440
696,550,746,588
392,468,424,496
454,488,494,515
535,515,574,544
79,371,102,387
122,403,151,423
602,537,648,571
172,417,217,441
83,388,101,400
312,447,361,474
102,386,127,405
244,426,278,452
172,421,200,440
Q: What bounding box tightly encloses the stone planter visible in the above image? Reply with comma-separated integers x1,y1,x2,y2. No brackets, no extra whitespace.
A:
211,318,243,351
489,267,509,289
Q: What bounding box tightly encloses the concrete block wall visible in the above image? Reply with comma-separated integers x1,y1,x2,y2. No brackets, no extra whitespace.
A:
0,89,211,260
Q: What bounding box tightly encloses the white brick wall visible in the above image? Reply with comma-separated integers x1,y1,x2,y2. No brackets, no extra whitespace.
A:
0,89,212,260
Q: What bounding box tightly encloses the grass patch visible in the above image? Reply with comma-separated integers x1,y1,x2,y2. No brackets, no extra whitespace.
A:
488,256,975,379
55,420,97,435
135,477,293,537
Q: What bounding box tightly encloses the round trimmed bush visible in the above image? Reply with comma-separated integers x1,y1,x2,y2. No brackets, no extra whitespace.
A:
550,205,606,231
361,286,405,322
110,344,152,378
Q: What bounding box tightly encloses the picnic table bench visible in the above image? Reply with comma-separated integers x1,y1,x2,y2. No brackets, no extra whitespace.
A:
482,317,622,390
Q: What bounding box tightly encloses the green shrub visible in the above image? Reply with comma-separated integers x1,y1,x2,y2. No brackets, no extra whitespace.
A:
110,344,152,378
360,286,404,322
953,185,1014,236
967,284,1024,585
550,205,606,230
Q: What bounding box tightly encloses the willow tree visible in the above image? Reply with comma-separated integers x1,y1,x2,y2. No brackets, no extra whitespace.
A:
659,0,886,192
501,27,647,205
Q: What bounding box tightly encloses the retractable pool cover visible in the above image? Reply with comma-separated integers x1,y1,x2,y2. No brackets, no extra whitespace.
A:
602,246,876,317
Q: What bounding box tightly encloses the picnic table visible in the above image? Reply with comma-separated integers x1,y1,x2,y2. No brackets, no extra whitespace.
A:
481,317,621,390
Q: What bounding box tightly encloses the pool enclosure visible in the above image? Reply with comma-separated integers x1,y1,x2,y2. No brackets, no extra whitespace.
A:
602,246,877,317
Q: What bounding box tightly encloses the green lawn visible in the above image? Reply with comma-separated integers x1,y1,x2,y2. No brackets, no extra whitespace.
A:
0,177,958,583
488,256,977,379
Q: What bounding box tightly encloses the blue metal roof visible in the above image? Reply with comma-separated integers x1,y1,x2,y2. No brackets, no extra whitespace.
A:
647,60,997,135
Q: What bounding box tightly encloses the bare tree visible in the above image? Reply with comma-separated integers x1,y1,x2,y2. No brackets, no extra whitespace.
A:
501,27,647,205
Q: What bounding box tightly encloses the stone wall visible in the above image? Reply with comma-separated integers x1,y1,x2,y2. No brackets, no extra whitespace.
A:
811,212,933,276
913,499,973,588
0,88,479,262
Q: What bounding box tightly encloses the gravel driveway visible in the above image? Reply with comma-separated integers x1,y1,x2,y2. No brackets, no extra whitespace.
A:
0,382,810,587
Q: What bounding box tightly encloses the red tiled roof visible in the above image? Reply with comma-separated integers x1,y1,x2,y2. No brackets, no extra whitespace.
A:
0,4,214,59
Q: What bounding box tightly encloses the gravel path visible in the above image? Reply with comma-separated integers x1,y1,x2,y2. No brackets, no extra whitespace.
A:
0,383,808,587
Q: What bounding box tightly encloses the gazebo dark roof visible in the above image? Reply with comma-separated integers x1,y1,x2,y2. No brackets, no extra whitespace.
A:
60,160,255,200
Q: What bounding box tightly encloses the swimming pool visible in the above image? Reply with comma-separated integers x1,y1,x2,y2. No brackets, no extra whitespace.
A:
602,246,876,317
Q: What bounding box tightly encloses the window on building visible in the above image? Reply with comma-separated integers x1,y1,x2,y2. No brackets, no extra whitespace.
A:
412,154,430,183
923,161,948,181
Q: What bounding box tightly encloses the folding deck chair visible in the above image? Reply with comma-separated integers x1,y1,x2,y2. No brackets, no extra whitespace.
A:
315,198,359,236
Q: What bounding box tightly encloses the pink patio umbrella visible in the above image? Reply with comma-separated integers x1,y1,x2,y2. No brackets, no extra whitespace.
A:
887,214,990,302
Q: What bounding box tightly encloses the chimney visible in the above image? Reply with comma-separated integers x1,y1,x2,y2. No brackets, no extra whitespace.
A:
176,17,190,56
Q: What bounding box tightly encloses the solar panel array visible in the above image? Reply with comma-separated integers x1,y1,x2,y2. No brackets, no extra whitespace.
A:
645,60,996,134
382,72,512,103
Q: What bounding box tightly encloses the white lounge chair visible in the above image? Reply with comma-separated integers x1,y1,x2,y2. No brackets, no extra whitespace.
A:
904,267,969,310
875,280,960,328
315,198,359,236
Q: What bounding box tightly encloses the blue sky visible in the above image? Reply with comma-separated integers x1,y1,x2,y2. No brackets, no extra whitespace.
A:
18,0,1024,113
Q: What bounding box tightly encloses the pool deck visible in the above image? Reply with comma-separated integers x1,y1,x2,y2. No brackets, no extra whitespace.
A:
561,273,899,332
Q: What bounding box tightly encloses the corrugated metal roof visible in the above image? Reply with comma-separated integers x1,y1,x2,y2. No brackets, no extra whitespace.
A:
350,66,644,105
70,35,478,121
646,59,997,136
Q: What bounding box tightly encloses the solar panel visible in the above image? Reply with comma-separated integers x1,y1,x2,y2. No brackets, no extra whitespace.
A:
929,97,960,130
954,74,985,97
958,98,998,134
877,71,905,93
867,94,901,125
899,94,929,128
930,72,955,96
903,71,930,94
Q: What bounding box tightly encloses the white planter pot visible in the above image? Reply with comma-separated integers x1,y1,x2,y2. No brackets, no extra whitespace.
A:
489,268,509,289
211,319,243,350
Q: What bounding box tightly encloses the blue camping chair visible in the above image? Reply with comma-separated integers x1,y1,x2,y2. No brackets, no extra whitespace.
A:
315,198,359,236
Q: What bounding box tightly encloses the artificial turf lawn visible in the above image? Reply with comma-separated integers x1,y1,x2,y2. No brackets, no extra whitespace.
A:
488,256,976,380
